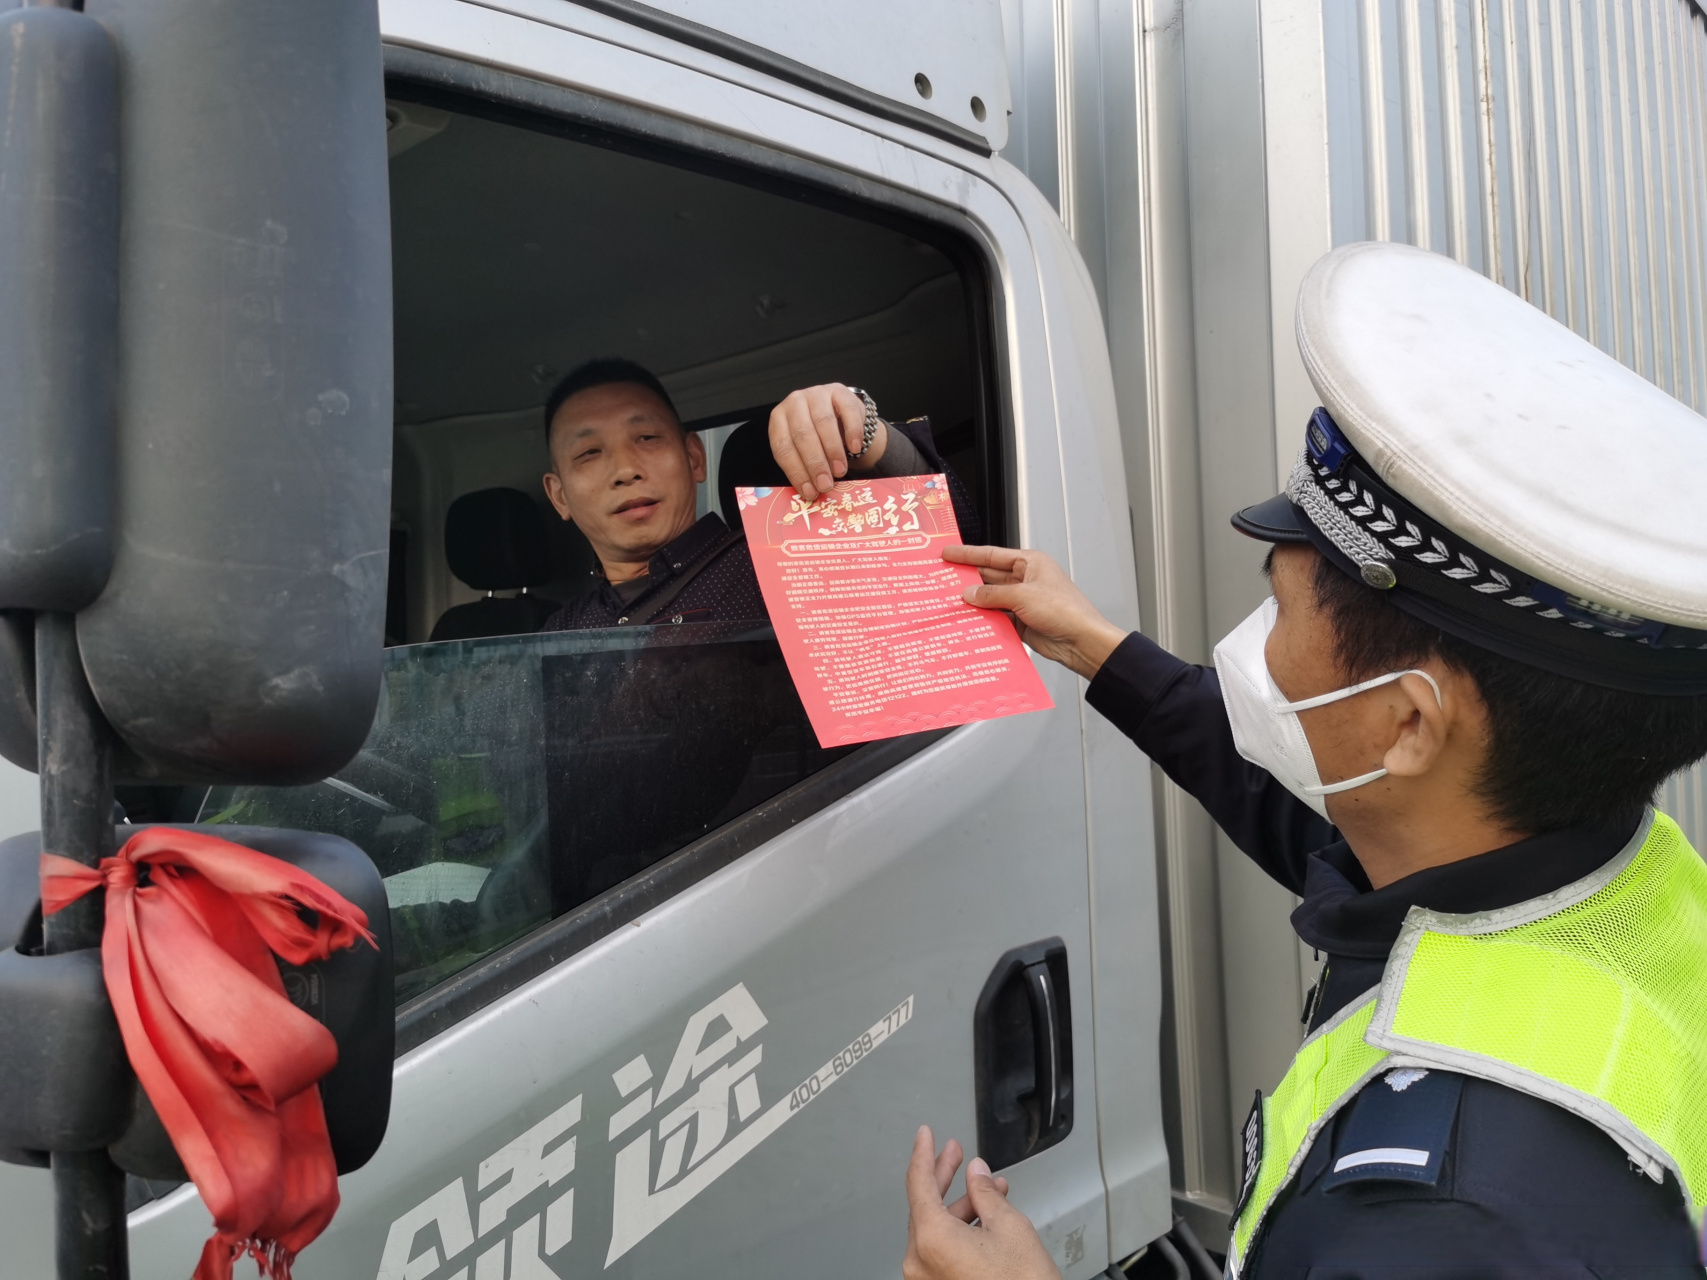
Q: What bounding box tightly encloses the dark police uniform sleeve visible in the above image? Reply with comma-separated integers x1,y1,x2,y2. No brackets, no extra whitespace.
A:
1254,1070,1703,1278
1082,629,1706,1277
1084,629,1333,894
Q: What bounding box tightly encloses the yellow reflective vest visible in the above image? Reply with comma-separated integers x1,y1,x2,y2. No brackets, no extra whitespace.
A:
1229,809,1707,1276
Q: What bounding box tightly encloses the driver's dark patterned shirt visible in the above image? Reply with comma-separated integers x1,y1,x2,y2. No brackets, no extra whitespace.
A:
544,513,765,630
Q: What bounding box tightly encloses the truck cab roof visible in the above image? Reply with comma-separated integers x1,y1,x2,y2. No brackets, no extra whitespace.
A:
566,0,1012,152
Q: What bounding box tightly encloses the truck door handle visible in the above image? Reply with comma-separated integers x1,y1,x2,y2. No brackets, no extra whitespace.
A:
973,938,1072,1171
1023,960,1062,1132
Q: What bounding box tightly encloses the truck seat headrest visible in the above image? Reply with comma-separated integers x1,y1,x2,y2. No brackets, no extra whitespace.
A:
444,487,554,592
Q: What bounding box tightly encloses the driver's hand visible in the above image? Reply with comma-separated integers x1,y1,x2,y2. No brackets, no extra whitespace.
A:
946,545,1128,680
904,1126,1060,1280
769,384,890,503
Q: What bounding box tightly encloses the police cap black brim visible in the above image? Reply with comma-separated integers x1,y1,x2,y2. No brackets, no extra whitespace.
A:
1231,493,1312,545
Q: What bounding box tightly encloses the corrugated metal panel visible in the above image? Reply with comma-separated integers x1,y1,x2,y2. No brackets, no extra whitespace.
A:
1323,0,1707,849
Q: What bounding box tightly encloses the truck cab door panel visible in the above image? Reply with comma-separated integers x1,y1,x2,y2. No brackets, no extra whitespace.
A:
120,5,1159,1275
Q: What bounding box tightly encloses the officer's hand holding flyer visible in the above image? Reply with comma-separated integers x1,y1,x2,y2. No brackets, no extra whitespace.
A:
735,474,1052,746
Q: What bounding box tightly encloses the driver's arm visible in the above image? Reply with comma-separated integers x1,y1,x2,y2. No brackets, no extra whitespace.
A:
767,384,983,543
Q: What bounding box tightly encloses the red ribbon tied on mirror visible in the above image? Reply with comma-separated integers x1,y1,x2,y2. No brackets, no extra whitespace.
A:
40,828,376,1280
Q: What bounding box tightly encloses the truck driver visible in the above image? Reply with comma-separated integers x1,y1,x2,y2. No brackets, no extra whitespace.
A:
903,243,1707,1277
539,358,979,630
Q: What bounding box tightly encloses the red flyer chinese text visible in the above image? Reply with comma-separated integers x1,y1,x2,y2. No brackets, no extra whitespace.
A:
736,474,1054,746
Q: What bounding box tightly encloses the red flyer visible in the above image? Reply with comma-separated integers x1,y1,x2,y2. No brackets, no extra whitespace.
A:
736,474,1054,746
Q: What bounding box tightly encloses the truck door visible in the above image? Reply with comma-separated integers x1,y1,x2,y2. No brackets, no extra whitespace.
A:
121,4,1167,1276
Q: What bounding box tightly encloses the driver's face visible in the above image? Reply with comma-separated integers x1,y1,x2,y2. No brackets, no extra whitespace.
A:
544,383,706,580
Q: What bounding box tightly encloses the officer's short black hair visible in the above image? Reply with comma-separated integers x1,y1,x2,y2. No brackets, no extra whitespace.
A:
543,358,679,447
1310,554,1707,835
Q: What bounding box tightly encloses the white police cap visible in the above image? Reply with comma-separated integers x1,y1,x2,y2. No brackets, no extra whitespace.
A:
1234,241,1707,695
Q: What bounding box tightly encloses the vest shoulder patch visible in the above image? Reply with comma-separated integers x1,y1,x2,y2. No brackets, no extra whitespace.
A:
1322,1068,1463,1193
1232,1090,1263,1226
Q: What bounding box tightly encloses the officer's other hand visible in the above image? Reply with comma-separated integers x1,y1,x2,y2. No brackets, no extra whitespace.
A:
769,384,889,504
946,545,1128,680
905,1127,1059,1280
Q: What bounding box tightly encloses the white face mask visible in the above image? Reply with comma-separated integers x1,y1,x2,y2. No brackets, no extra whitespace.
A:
1212,596,1443,819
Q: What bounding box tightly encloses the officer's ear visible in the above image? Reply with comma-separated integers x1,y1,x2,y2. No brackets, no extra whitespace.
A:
1380,668,1457,780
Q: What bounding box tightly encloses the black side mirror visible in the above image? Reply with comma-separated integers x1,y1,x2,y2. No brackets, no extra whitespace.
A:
0,825,393,1177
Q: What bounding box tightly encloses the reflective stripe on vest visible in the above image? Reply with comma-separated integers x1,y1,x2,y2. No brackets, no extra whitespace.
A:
1228,810,1707,1277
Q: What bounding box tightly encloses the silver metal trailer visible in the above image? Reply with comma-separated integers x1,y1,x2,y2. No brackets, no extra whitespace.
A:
1000,0,1707,1246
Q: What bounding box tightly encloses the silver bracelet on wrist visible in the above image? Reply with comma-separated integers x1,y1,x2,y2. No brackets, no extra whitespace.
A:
844,386,881,459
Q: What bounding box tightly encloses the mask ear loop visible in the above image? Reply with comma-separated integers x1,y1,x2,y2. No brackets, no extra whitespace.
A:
1279,669,1445,797
1278,667,1442,714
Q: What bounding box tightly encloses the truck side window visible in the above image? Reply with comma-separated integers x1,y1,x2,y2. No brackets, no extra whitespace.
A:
195,90,1000,1010
201,622,847,1002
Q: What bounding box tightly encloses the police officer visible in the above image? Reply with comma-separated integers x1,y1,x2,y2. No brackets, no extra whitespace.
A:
902,242,1707,1278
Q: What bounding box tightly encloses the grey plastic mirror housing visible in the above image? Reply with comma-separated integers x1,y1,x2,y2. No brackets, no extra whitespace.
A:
76,0,393,784
0,948,132,1163
0,832,131,1166
0,614,34,773
0,8,119,613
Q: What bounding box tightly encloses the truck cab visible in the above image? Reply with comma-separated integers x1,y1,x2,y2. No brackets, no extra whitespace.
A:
0,3,1172,1276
